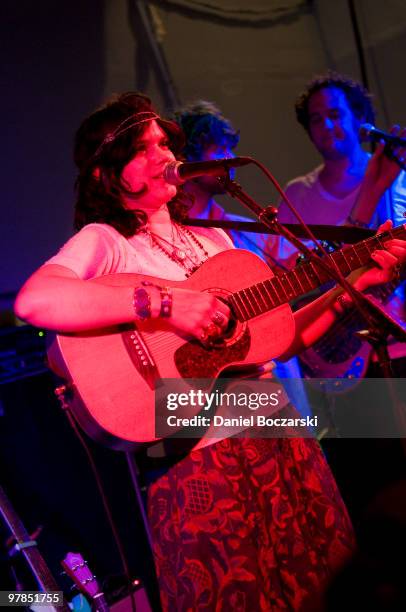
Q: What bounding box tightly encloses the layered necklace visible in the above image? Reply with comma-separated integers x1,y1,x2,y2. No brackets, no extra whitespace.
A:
141,222,209,277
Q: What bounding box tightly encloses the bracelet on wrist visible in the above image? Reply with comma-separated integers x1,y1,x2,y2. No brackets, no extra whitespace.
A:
159,287,172,318
133,286,151,320
135,281,173,319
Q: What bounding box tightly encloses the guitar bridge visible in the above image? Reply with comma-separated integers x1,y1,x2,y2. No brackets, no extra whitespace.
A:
122,328,161,390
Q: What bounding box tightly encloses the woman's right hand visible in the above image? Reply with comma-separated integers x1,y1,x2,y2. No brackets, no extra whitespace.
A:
364,124,406,194
169,287,231,344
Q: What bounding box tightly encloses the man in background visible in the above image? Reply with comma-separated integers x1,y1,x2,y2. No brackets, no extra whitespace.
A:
174,101,278,260
174,100,312,416
275,71,406,268
274,71,406,373
275,71,406,526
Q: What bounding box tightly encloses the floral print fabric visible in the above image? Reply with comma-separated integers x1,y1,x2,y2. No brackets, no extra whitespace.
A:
147,437,355,611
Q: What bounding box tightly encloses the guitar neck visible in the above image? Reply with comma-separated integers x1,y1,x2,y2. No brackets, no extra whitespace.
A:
93,592,110,612
229,224,406,321
0,485,70,612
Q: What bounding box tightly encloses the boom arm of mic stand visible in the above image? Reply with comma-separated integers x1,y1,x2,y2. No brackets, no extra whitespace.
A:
183,217,372,243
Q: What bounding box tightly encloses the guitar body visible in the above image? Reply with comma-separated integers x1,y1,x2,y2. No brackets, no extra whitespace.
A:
294,292,372,392
48,250,295,450
299,318,372,393
298,280,405,392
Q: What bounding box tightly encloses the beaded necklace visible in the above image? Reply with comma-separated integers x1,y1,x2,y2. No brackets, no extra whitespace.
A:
141,223,209,277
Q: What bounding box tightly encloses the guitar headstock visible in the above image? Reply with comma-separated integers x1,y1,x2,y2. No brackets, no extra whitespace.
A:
61,552,101,599
296,240,342,266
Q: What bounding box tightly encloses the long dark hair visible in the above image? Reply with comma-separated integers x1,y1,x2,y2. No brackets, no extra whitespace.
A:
74,92,190,237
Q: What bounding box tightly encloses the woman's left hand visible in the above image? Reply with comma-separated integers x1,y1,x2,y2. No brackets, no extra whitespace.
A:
354,220,406,292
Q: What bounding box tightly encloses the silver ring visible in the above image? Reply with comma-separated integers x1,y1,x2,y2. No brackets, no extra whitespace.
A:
212,311,225,326
205,322,218,337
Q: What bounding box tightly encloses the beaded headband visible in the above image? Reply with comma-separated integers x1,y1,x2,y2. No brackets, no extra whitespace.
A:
92,111,160,158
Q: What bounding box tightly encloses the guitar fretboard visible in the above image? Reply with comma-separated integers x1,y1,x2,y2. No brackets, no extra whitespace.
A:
229,224,406,321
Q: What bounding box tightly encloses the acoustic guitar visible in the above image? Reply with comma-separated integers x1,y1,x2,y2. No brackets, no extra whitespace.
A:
47,224,406,449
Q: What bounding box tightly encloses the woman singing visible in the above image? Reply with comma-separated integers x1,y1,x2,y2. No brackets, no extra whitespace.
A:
15,92,406,611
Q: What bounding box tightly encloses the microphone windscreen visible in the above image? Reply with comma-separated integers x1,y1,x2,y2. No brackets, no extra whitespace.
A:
359,123,374,141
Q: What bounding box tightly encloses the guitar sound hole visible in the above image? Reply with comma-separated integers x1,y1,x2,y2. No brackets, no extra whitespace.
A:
223,316,236,339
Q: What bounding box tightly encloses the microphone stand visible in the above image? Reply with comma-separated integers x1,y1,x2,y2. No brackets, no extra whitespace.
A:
220,176,406,436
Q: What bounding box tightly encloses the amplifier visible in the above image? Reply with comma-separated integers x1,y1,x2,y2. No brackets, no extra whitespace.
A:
110,587,152,612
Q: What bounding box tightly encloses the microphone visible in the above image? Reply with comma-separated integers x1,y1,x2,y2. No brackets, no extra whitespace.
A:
163,156,253,185
359,123,406,147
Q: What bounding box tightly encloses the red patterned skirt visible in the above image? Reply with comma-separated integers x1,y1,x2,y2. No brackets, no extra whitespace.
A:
147,437,355,611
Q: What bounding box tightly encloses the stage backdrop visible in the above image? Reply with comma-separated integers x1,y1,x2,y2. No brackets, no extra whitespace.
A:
2,0,406,302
